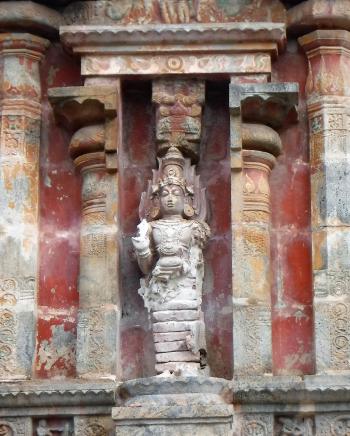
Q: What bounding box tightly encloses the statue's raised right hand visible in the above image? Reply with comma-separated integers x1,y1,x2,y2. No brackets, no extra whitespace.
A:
132,219,150,255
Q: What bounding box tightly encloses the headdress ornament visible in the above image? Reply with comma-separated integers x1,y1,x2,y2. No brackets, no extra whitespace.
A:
139,147,207,221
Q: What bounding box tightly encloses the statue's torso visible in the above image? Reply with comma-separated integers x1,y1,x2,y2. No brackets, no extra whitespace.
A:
151,218,193,260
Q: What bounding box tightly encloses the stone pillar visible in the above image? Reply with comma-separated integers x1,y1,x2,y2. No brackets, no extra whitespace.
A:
229,83,298,376
0,33,49,380
233,127,280,375
49,86,120,379
300,30,350,373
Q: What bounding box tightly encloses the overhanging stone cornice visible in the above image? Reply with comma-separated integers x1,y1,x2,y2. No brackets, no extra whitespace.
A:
60,22,286,76
61,23,286,53
233,375,350,406
0,380,116,409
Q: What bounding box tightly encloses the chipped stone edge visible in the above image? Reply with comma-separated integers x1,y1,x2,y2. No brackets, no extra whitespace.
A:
60,22,286,50
233,375,350,404
0,380,117,408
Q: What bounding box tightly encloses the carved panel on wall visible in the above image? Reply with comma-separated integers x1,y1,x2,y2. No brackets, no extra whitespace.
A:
152,79,204,160
275,416,314,436
82,53,271,77
64,0,281,25
316,413,350,436
35,419,73,435
0,419,32,436
74,417,111,436
237,413,274,436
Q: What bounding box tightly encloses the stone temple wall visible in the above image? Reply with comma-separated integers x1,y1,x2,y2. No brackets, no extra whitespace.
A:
0,0,349,435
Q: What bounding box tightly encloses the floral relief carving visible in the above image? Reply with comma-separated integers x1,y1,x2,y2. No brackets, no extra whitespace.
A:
331,415,350,436
0,310,16,375
74,418,108,436
330,303,350,369
276,416,314,436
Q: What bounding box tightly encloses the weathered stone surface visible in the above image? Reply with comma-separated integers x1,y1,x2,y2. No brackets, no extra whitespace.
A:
154,340,187,353
0,33,49,380
59,22,286,78
300,29,350,374
0,418,32,435
0,1,62,36
234,413,274,436
233,303,272,375
275,416,314,435
74,415,114,436
49,85,121,379
152,79,205,161
114,376,233,435
63,0,285,25
289,0,350,34
152,310,199,323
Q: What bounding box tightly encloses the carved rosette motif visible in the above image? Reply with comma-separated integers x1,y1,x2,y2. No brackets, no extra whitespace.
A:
74,417,108,436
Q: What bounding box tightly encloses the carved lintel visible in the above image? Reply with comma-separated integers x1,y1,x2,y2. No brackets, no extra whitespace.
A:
152,78,205,161
229,82,299,129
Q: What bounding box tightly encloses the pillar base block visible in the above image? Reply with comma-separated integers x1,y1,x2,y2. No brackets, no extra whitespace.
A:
113,376,233,435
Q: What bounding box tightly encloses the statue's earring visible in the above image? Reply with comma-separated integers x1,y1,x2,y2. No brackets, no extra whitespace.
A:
184,203,195,218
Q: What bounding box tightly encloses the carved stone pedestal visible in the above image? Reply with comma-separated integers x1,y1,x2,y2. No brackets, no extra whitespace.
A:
112,377,233,435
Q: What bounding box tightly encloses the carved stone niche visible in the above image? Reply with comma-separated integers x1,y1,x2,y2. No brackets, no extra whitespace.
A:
113,376,233,435
49,86,120,379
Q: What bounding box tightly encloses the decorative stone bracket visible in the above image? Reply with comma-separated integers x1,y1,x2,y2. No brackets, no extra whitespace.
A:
49,85,120,379
229,82,298,376
49,85,118,172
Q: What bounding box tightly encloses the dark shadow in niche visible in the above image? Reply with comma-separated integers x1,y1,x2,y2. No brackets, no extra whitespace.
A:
119,80,156,380
199,80,233,379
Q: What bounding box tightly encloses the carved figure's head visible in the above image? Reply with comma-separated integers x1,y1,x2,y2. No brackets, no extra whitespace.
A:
152,147,194,218
139,146,207,222
159,183,186,217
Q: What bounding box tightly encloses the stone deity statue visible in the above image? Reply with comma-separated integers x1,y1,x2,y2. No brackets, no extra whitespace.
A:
132,147,210,375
